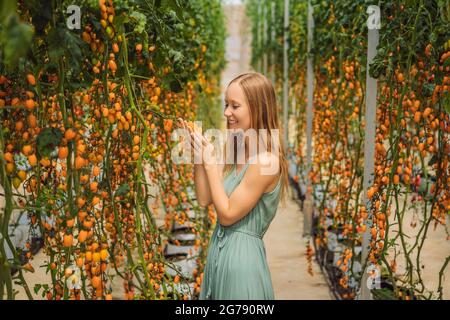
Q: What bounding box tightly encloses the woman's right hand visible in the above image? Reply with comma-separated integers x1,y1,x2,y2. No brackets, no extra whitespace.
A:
177,118,213,207
177,118,200,157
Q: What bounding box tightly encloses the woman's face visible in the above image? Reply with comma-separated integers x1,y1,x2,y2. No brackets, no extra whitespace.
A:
224,82,251,131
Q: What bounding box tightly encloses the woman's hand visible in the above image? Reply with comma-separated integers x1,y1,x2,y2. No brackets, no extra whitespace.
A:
177,118,214,207
198,133,217,167
176,118,197,156
176,118,216,166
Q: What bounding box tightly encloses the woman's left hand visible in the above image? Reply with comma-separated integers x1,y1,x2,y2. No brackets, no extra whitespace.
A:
192,130,217,167
178,118,216,166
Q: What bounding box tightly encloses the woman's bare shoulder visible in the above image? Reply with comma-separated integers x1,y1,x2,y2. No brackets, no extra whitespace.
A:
247,152,280,183
249,152,280,170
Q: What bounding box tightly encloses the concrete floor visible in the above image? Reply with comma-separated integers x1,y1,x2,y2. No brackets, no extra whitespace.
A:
264,192,332,299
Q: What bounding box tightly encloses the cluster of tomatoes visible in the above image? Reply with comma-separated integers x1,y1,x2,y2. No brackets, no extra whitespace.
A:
0,0,225,300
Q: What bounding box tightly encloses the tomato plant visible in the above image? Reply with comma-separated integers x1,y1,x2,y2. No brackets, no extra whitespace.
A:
0,0,225,300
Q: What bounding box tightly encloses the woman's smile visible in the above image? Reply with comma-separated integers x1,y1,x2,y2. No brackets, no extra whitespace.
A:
227,119,238,125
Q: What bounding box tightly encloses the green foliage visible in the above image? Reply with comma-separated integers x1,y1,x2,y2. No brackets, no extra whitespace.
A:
0,0,34,69
36,128,63,158
0,0,225,92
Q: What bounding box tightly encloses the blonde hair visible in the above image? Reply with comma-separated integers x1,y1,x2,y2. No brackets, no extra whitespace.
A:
223,72,289,206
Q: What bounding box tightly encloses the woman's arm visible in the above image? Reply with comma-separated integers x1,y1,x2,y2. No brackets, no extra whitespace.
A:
177,118,220,207
203,155,279,226
194,163,225,207
194,164,212,207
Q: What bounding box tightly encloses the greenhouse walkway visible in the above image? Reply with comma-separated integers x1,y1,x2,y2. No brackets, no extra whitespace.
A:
222,4,332,300
264,192,332,300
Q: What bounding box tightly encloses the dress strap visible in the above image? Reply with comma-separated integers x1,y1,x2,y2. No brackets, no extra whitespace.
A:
234,161,250,177
263,176,282,196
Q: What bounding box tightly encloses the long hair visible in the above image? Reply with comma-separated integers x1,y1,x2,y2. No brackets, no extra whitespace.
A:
223,72,289,206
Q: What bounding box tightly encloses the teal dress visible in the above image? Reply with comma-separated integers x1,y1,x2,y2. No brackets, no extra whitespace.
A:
199,162,281,300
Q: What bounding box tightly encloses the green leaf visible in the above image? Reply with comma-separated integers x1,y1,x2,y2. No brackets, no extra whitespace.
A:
162,280,168,296
130,11,147,34
0,0,17,21
113,14,129,34
445,100,450,115
115,184,130,197
47,25,84,73
372,288,396,300
0,15,34,69
161,74,182,93
34,283,42,295
422,83,435,97
172,48,184,60
161,0,184,20
170,78,183,93
36,127,63,158
23,0,52,35
428,155,438,167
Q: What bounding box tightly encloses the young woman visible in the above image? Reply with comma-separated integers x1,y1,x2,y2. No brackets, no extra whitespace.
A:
178,72,288,299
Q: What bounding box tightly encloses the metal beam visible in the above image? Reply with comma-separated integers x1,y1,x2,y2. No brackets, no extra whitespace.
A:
359,5,380,300
263,1,268,75
271,2,276,85
303,0,314,237
283,0,289,148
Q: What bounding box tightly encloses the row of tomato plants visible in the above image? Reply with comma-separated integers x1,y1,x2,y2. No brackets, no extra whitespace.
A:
0,0,225,300
247,0,449,299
